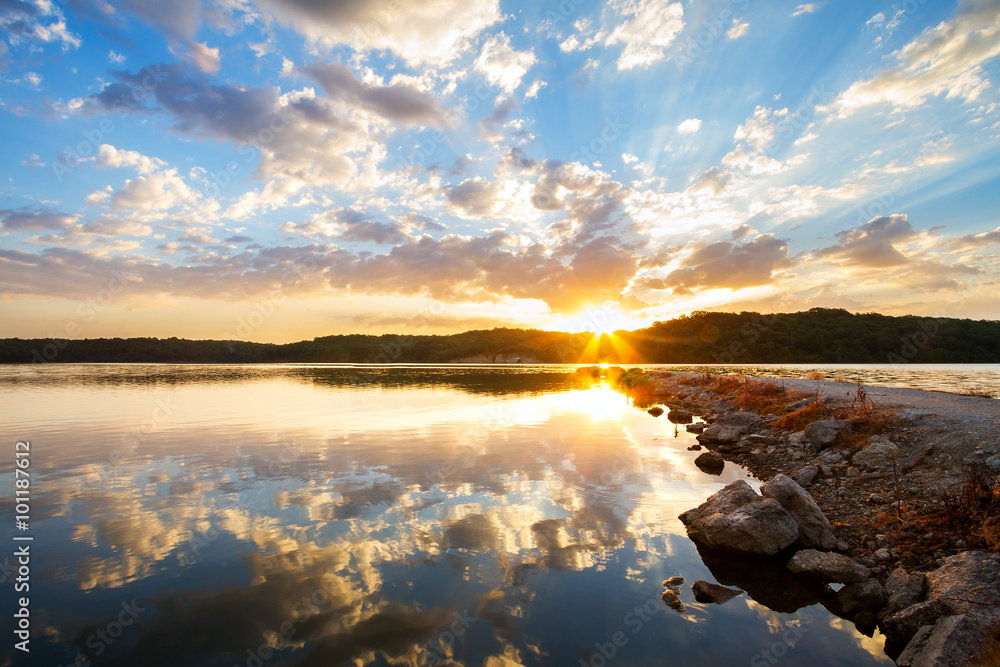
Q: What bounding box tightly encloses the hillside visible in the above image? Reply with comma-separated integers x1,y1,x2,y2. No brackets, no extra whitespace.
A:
2,309,998,364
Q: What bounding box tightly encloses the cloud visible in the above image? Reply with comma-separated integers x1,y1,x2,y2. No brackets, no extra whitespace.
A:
792,4,820,17
689,167,730,195
474,32,537,98
254,0,501,66
108,49,125,64
524,78,546,99
0,207,80,231
825,0,1000,117
96,144,166,174
110,0,222,72
111,170,197,213
606,0,685,70
657,234,794,294
281,208,406,245
84,63,398,189
20,153,44,167
677,118,701,134
733,105,785,152
947,225,1000,253
300,61,446,125
815,214,915,268
445,178,499,217
0,0,81,51
726,20,749,40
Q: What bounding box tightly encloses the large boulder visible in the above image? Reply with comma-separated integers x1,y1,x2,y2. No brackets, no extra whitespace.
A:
668,408,693,423
925,551,1000,623
696,412,763,444
896,615,999,667
882,567,927,618
787,549,871,583
804,419,850,448
838,578,886,615
881,599,954,644
852,437,900,469
679,481,799,556
760,474,838,550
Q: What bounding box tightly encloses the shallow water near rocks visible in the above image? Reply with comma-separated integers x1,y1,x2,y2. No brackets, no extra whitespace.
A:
0,365,893,666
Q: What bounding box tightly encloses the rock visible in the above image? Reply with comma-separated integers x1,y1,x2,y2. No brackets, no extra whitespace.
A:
805,419,850,449
696,411,764,445
687,444,702,451
881,599,954,644
896,615,997,667
837,539,849,552
742,434,778,448
691,580,742,604
679,481,799,556
855,611,878,636
847,467,860,478
838,579,886,615
760,474,838,550
925,551,1000,624
793,465,820,487
986,454,1000,472
788,431,808,447
647,406,664,417
787,549,871,583
875,548,892,562
882,567,927,618
817,448,845,464
852,437,900,469
694,451,725,474
667,408,693,423
685,422,706,433
660,588,684,612
663,576,684,587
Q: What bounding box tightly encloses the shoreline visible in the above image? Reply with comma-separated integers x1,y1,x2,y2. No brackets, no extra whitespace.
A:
641,369,1000,664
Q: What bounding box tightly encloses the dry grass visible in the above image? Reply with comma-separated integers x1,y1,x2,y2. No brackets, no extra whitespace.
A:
706,374,809,416
831,379,900,453
892,469,1000,566
961,385,998,399
773,401,832,432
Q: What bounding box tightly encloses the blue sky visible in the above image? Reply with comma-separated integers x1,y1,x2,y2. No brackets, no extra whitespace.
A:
1,0,999,342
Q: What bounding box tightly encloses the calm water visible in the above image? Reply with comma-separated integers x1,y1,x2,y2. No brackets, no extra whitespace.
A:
0,365,912,666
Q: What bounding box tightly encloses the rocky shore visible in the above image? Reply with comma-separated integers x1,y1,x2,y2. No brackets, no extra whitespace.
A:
643,370,1000,666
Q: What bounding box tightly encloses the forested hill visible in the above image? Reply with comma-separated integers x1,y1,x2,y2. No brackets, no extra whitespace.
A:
2,309,999,364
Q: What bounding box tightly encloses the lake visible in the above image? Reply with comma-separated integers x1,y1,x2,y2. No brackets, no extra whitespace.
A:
3,363,955,666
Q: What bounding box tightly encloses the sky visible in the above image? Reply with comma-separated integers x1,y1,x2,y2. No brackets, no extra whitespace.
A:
1,0,999,343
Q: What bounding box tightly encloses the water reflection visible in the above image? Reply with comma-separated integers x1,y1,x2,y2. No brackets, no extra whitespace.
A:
0,366,892,666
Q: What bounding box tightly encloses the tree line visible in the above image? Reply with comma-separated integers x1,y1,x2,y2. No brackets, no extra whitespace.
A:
1,309,997,364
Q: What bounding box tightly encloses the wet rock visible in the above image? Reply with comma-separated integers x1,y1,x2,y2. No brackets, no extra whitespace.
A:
805,419,850,449
679,481,799,556
661,588,684,613
697,546,827,613
882,567,926,618
792,465,820,487
787,549,871,583
760,474,838,550
687,444,702,451
838,579,886,615
663,576,684,587
696,411,764,445
694,451,725,474
668,408,693,423
647,406,664,417
852,437,900,469
855,611,878,637
896,615,996,667
881,598,954,644
686,423,706,434
691,580,742,605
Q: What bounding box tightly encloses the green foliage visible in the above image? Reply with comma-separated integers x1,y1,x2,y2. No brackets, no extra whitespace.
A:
2,309,999,363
